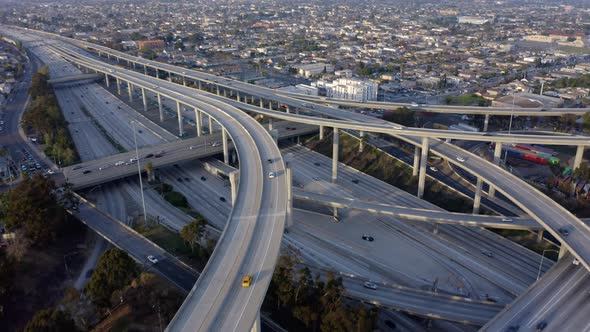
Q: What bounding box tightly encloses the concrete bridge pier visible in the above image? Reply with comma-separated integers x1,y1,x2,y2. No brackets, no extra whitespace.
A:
216,86,220,96
197,80,202,90
168,71,172,82
333,207,339,221
268,101,273,110
573,145,585,171
127,82,133,102
222,129,229,164
488,142,503,199
483,114,490,132
413,146,420,177
473,177,483,214
116,78,121,95
229,171,238,206
268,117,273,131
176,101,184,137
194,108,202,137
433,223,439,235
251,312,261,332
319,125,324,140
208,115,214,134
157,93,164,123
104,73,110,87
286,106,290,114
131,61,135,69
259,99,264,108
223,89,227,97
417,137,430,198
359,131,365,153
236,92,241,102
143,65,147,75
559,245,568,259
141,88,147,112
536,230,544,243
182,76,186,86
332,128,339,183
155,68,159,79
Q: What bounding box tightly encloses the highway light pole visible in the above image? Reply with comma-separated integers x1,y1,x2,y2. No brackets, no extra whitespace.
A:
536,249,559,281
131,121,148,224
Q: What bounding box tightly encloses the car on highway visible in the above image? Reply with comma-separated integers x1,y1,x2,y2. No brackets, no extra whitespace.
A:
147,255,158,264
456,156,466,162
352,179,360,184
314,162,321,166
481,250,494,258
98,165,110,171
536,321,547,331
267,159,273,164
268,172,276,179
72,165,83,170
115,161,124,166
189,146,197,150
200,176,206,181
573,259,580,266
411,103,419,107
82,170,92,174
211,142,221,147
145,153,154,158
501,218,513,222
361,234,374,242
559,227,570,236
363,281,378,290
242,275,253,288
313,177,320,181
506,325,520,332
219,197,226,202
429,166,438,172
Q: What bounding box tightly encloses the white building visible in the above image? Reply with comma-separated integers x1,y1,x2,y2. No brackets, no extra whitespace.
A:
324,78,379,102
276,84,319,96
458,16,490,25
294,63,334,78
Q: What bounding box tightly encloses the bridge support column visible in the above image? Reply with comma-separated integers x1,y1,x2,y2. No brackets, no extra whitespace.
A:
168,71,172,82
332,128,339,183
251,312,261,332
141,88,147,112
222,129,229,164
574,145,585,170
127,82,133,102
236,92,241,102
208,115,214,134
483,114,490,132
229,171,238,206
268,101,273,110
536,230,544,243
413,146,420,177
176,101,184,137
132,62,136,69
116,78,121,95
488,143,503,198
197,80,202,90
104,73,110,87
223,89,227,97
155,68,159,78
143,65,147,75
286,167,293,228
216,86,220,96
559,245,568,259
473,177,483,214
319,125,324,140
433,223,439,235
268,117,273,131
194,108,202,137
333,207,339,221
359,131,365,153
259,99,264,108
157,94,164,122
182,76,186,86
417,137,429,198
286,106,291,114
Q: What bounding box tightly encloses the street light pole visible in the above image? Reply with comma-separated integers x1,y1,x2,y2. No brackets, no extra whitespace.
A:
536,249,559,281
131,121,148,224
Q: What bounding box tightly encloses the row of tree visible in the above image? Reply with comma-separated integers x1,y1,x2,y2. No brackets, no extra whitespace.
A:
22,67,79,166
264,252,377,331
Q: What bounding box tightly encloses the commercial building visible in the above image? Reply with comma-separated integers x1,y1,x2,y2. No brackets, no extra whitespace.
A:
137,39,165,50
322,78,379,102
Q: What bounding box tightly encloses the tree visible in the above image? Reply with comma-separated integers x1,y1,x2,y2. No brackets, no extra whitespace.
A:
180,218,207,253
145,162,154,182
174,40,185,51
3,174,65,245
0,251,13,318
85,248,139,308
382,107,415,126
24,308,78,332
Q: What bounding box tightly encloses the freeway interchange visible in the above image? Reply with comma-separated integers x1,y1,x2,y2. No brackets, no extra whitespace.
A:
5,25,590,331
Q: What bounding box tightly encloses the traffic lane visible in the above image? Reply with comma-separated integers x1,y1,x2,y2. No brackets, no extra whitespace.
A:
152,254,199,292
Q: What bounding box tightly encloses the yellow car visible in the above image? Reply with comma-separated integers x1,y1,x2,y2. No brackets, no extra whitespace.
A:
242,275,253,288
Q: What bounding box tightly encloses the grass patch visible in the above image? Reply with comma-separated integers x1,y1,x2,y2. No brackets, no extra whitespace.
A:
445,93,491,106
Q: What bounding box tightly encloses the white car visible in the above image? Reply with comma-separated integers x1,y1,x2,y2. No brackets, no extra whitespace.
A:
501,218,513,222
189,145,197,150
411,103,419,107
573,259,580,266
114,161,124,166
456,156,466,162
147,255,158,264
429,166,438,172
363,281,378,290
46,169,55,175
211,142,221,147
98,165,110,171
268,172,276,179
